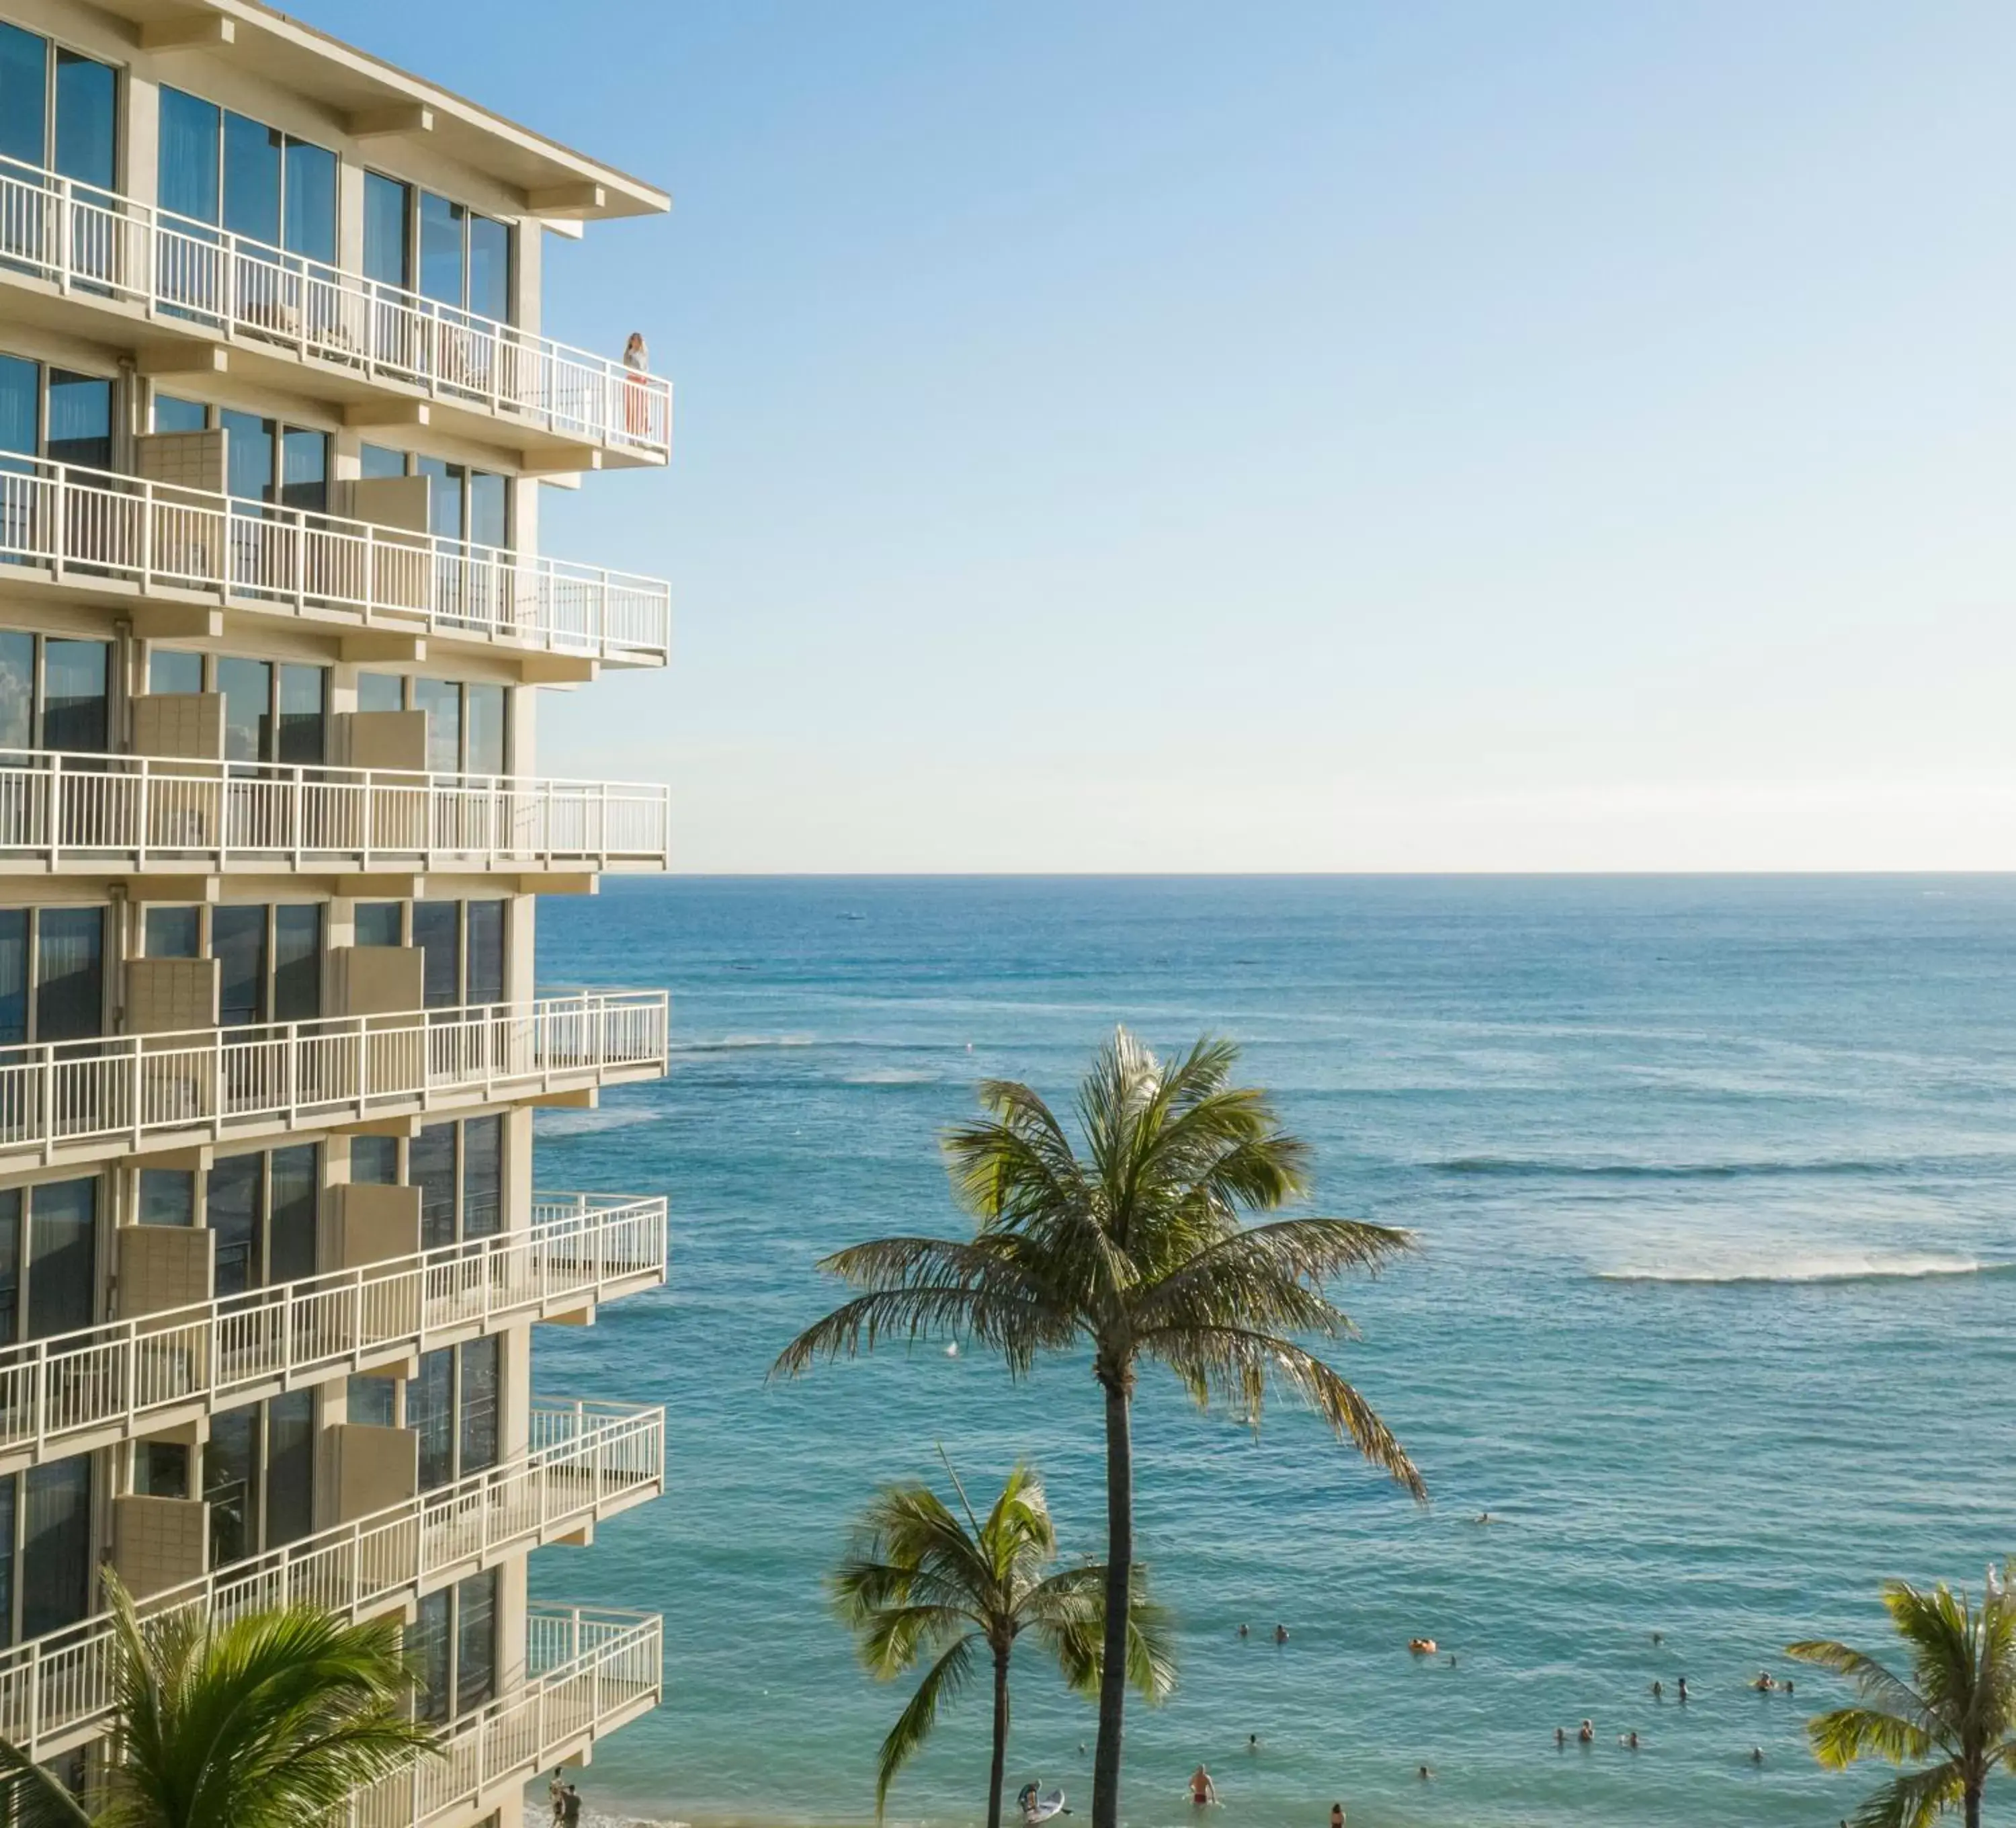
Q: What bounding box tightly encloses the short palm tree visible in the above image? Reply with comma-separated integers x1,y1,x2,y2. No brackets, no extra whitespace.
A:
1790,1565,2016,1828
777,1029,1425,1828
835,1456,1173,1828
0,1573,438,1828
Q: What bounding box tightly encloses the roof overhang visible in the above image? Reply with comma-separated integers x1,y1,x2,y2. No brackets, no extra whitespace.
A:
91,0,671,220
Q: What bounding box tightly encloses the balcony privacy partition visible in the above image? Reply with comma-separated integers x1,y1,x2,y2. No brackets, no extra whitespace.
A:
0,745,671,874
0,1411,665,1762
354,1608,663,1828
0,457,670,665
0,990,668,1161
0,1197,667,1466
0,159,673,460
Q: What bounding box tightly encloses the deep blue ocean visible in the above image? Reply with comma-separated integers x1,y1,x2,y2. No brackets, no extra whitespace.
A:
528,876,2016,1828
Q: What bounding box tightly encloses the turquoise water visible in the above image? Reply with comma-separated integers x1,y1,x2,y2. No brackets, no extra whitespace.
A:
529,877,2016,1828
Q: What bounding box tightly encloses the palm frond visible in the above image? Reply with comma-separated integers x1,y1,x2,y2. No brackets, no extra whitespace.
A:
0,1736,92,1828
1842,1759,1966,1828
872,1634,976,1822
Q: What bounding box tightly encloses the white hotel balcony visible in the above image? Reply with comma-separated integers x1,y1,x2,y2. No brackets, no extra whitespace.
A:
0,162,673,468
0,989,668,1170
353,1606,663,1828
0,1195,666,1472
0,748,671,878
0,458,671,675
0,1410,665,1763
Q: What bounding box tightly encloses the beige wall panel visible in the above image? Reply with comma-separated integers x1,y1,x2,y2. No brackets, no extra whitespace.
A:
112,1495,208,1600
117,1224,212,1318
327,944,425,1017
329,1422,419,1523
130,693,224,761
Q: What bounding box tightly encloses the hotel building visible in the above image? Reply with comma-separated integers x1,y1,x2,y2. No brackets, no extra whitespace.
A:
0,3,673,1825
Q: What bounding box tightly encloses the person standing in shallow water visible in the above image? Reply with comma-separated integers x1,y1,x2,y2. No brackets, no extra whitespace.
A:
1329,1806,1344,1828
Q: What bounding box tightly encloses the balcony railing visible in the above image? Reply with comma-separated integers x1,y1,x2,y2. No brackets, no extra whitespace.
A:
0,990,668,1163
0,457,670,665
0,1409,664,1763
354,1607,663,1828
0,159,673,461
0,1195,666,1466
0,745,671,874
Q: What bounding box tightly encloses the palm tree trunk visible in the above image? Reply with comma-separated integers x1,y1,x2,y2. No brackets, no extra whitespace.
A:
989,1644,1010,1828
1093,1373,1133,1828
1965,1783,1980,1828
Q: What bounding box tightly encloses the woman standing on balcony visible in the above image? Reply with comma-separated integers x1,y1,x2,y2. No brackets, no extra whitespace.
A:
622,332,651,438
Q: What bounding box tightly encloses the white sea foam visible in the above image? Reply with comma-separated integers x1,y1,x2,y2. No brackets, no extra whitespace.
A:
1597,1251,2004,1286
840,1067,939,1085
532,1106,659,1138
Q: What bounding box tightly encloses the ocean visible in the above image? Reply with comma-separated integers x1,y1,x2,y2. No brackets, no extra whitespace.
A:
528,876,2016,1828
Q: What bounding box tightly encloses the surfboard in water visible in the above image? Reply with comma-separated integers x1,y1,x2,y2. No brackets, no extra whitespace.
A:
1020,1789,1067,1823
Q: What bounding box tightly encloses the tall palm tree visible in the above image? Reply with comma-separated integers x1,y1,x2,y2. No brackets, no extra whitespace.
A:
776,1029,1426,1828
1790,1566,2016,1828
834,1456,1173,1828
0,1573,438,1828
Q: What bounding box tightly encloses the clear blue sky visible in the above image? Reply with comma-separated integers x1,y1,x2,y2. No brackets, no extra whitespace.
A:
301,1,2016,871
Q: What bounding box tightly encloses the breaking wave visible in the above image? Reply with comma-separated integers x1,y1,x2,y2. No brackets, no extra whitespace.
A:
1596,1253,2012,1286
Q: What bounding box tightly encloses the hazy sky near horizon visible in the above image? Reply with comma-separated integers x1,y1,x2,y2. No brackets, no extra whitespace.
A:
301,1,2016,871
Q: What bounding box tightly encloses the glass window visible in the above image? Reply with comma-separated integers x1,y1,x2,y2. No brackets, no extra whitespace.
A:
0,909,24,1044
149,649,205,695
204,1407,255,1567
46,371,110,470
418,192,464,309
353,901,403,949
220,411,274,507
26,1177,93,1340
221,112,281,249
139,1169,195,1227
265,1388,314,1546
140,1441,189,1499
158,88,221,225
409,1346,453,1491
279,430,327,516
52,50,115,194
0,1188,19,1345
210,905,267,1029
34,908,102,1043
467,216,509,324
466,686,505,777
0,25,47,173
359,444,405,481
267,1144,317,1284
347,1374,396,1427
216,657,271,763
349,1135,398,1185
461,1116,501,1239
152,394,207,435
468,472,507,553
357,673,405,714
42,639,108,753
411,1587,451,1721
458,1336,498,1477
412,679,460,775
362,173,410,290
465,902,504,1005
276,664,325,764
410,1122,456,1251
455,1569,498,1712
0,632,31,749
411,903,459,1009
0,354,36,460
206,1153,260,1298
417,459,464,542
21,1458,90,1640
144,905,201,958
272,905,321,1024
282,138,336,263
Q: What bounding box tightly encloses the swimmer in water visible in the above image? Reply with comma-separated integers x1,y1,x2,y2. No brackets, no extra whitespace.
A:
1189,1766,1218,1806
1783,1679,1794,1696
1751,1670,1776,1693
1447,1653,1458,1667
1417,1766,1432,1782
1652,1679,1663,1700
1578,1720,1594,1745
1751,1747,1764,1765
1554,1727,1566,1749
1329,1806,1344,1828
1622,1731,1640,1750
1237,1623,1249,1639
1677,1676,1689,1703
1474,1510,1494,1524
1652,1631,1663,1646
1247,1735,1259,1755
1275,1624,1289,1645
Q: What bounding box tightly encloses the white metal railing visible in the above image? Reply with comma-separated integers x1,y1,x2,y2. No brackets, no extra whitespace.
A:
0,455,670,665
0,1417,664,1763
0,743,670,873
0,1195,666,1463
354,1607,663,1828
0,159,673,460
0,991,668,1161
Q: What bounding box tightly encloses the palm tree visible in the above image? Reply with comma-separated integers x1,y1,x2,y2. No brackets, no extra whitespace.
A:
1790,1565,2016,1828
835,1456,1172,1828
776,1029,1425,1828
0,1573,438,1828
